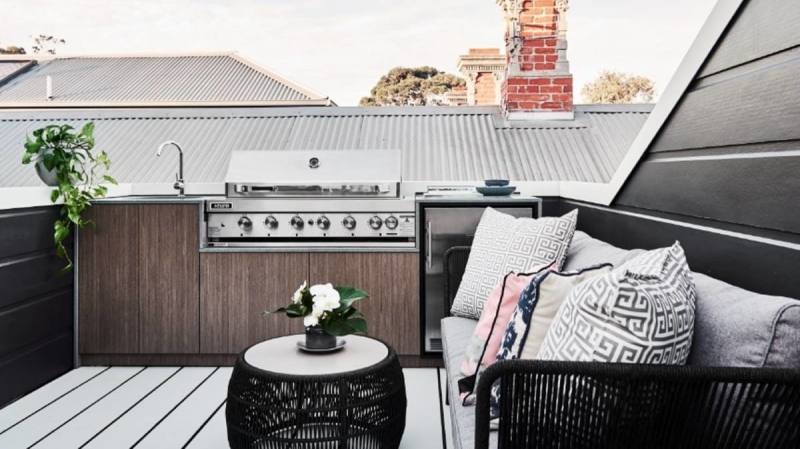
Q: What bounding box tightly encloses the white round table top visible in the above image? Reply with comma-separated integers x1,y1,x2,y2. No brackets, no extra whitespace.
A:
244,334,389,376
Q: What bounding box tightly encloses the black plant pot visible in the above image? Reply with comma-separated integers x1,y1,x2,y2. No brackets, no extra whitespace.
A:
305,326,337,350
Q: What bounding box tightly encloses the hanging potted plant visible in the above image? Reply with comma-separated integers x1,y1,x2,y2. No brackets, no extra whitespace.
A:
21,122,117,270
267,282,369,351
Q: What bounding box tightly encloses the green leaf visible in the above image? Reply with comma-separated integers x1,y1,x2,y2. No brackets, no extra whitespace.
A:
285,303,307,317
50,189,59,203
321,319,355,337
335,286,368,309
346,317,368,333
103,174,118,185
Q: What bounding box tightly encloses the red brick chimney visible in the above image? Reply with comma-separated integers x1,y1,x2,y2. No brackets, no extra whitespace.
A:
498,0,574,120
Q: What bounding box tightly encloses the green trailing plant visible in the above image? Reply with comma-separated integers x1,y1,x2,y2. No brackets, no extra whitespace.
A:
21,122,116,270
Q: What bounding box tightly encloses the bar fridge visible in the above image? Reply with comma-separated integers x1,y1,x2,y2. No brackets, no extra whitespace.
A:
417,197,541,355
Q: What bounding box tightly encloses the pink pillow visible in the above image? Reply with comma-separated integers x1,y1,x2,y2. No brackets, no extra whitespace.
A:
459,270,541,376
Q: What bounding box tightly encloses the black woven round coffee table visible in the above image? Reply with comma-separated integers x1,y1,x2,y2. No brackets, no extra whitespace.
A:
226,334,407,449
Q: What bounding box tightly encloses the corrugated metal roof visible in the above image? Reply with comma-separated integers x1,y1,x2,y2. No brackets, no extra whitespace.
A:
0,60,32,84
0,105,651,187
0,54,329,106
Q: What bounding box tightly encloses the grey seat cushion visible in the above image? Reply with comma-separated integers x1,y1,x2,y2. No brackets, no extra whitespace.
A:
563,231,645,271
442,317,497,449
689,273,800,368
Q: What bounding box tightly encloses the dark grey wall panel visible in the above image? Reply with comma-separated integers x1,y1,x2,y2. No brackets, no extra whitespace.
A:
699,0,800,77
653,55,800,152
555,201,800,299
0,207,61,256
617,153,800,234
0,289,72,357
0,334,73,406
0,251,72,309
0,205,74,407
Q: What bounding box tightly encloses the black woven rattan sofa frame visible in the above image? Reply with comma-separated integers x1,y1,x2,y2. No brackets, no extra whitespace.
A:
443,246,800,449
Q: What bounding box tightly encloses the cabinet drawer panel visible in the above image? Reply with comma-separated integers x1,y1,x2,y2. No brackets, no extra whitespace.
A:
310,253,420,355
200,253,309,354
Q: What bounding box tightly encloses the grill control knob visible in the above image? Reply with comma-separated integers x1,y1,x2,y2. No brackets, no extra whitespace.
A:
368,215,383,230
290,215,305,230
264,215,278,229
384,215,399,230
316,215,331,230
238,216,252,230
342,215,357,230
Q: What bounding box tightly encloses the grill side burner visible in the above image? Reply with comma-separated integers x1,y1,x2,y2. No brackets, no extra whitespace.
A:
204,150,416,249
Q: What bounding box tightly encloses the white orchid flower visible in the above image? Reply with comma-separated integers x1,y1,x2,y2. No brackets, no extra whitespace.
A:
292,281,307,304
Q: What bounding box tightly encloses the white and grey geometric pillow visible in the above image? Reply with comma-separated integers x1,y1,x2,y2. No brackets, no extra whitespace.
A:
537,242,696,364
450,208,578,320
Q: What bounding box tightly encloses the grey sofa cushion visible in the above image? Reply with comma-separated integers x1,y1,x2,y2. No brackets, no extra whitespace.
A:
689,273,800,368
442,317,497,449
563,231,645,271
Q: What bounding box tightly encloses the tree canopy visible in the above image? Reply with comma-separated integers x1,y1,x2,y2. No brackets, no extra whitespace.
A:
0,35,66,55
581,70,655,104
360,66,465,106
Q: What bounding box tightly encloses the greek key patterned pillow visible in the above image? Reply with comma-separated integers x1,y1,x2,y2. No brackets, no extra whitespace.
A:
538,242,696,364
450,208,578,320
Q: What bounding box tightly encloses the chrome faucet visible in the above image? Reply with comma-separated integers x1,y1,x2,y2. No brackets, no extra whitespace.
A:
156,140,185,196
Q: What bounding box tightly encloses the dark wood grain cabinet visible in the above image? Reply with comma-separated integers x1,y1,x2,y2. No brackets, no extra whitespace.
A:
310,253,420,355
138,205,199,353
200,252,309,353
80,204,421,359
79,204,200,355
79,205,140,354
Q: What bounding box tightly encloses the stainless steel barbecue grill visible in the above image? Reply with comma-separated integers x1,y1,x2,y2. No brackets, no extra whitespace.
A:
204,150,416,248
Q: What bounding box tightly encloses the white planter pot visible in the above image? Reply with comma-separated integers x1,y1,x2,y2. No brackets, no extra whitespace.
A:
35,161,60,186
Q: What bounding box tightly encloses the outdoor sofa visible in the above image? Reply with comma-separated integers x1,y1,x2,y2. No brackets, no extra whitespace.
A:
441,231,800,449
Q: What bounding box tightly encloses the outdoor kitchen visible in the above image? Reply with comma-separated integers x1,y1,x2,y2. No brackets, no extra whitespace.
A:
76,147,543,364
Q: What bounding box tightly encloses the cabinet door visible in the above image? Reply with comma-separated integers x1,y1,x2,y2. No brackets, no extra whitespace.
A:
138,205,199,353
200,253,309,353
79,205,139,353
310,253,420,355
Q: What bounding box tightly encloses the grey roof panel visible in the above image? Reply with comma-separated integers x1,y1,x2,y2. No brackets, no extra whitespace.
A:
0,60,32,84
0,105,651,187
0,55,327,105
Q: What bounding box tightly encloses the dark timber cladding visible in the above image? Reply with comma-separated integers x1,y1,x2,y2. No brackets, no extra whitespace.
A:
616,0,800,235
0,206,74,406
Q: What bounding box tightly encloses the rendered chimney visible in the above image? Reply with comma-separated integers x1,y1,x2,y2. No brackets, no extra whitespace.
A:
456,48,506,105
497,0,574,120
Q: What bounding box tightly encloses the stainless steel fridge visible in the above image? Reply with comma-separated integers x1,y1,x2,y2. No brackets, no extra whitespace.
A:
417,197,541,354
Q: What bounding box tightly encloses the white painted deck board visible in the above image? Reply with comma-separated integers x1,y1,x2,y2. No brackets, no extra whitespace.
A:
439,368,455,449
32,367,179,449
183,402,228,449
82,367,216,449
134,367,232,449
0,367,108,434
401,368,444,449
0,367,142,449
4,366,447,449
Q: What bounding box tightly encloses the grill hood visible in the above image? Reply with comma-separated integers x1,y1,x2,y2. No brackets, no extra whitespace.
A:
224,150,402,198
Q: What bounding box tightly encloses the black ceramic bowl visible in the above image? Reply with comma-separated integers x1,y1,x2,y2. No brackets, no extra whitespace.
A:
484,179,510,187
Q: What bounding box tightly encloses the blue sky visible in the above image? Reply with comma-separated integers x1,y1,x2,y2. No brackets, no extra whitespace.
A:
2,0,716,105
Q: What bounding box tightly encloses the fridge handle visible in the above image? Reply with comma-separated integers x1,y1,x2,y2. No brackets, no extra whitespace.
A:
426,221,432,270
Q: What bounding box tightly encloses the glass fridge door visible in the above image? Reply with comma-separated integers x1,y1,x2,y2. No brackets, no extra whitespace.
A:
422,206,534,353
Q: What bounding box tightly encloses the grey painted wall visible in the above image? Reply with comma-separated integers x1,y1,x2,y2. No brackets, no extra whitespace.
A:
0,206,74,406
609,0,800,298
617,0,800,236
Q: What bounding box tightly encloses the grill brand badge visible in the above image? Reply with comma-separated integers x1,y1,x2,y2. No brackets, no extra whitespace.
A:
209,202,233,210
